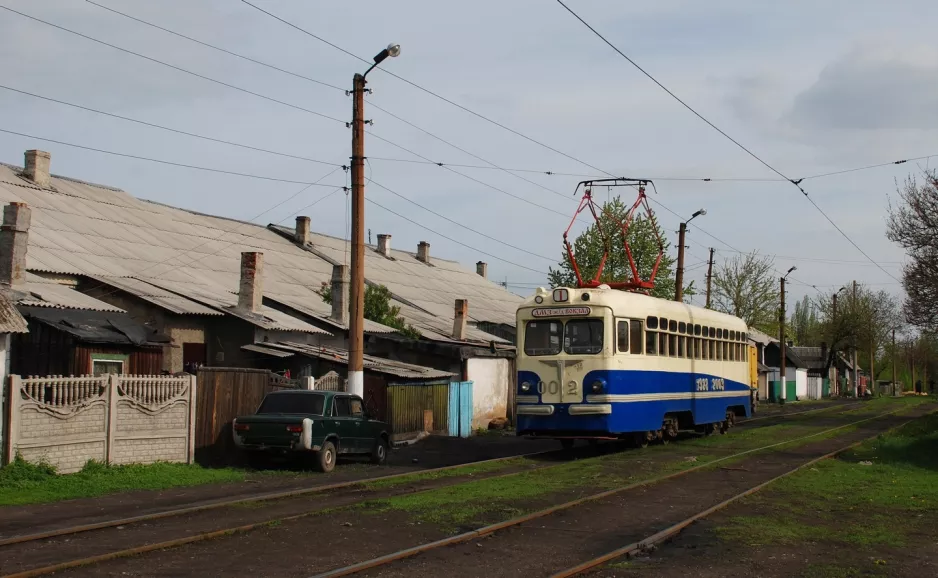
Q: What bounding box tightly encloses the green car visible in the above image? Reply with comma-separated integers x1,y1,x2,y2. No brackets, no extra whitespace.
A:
232,390,391,473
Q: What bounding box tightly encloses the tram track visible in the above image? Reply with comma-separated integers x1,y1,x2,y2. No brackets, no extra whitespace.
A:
0,398,869,578
308,402,930,578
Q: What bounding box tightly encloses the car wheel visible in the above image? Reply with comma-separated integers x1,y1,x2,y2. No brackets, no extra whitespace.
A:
315,441,336,473
371,437,389,465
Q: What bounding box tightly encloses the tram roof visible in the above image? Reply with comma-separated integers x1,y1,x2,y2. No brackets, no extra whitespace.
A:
517,286,748,330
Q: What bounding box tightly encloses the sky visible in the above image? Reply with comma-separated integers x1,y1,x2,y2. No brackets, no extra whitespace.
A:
1,0,935,312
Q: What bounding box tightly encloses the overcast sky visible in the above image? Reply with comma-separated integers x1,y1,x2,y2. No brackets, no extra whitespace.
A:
1,0,935,309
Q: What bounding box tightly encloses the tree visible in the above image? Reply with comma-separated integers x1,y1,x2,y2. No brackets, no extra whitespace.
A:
790,295,820,346
711,251,778,333
319,283,421,340
546,196,692,301
886,171,938,331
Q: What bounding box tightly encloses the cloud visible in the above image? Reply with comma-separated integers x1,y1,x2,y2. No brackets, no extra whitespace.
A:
785,43,938,131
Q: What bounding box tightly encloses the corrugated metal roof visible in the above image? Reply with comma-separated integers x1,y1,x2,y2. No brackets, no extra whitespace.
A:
0,161,519,343
263,341,455,380
0,292,28,333
242,343,294,358
87,275,223,316
747,328,778,346
21,272,125,313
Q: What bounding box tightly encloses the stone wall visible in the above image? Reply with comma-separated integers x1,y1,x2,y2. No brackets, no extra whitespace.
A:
3,374,196,474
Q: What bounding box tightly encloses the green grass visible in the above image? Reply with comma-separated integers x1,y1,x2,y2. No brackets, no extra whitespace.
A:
362,458,524,490
716,410,938,549
0,456,252,506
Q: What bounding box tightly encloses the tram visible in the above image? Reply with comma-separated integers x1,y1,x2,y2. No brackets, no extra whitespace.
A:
514,178,757,447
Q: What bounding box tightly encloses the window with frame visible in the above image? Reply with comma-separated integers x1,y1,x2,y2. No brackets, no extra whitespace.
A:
565,319,604,355
659,332,668,356
669,320,678,332
350,397,364,417
646,331,658,355
678,336,686,358
524,320,562,356
630,320,643,355
617,320,629,353
678,322,687,334
647,316,659,330
668,334,677,358
333,396,351,417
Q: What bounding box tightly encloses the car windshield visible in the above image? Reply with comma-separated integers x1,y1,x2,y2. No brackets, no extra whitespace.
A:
524,320,562,355
257,392,325,415
564,319,604,354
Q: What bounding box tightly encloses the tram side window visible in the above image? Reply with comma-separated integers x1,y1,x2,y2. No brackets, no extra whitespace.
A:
646,330,658,355
565,319,604,355
737,343,743,362
647,316,659,330
616,320,629,353
678,335,686,358
668,333,677,358
524,321,562,356
659,332,667,356
630,320,643,355
709,339,716,359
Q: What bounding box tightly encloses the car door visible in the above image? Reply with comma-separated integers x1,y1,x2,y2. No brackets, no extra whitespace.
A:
331,395,356,453
348,395,370,452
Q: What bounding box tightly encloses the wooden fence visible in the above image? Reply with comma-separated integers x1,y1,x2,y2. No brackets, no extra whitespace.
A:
194,367,301,464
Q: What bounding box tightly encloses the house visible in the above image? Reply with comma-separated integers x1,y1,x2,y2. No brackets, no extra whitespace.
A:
788,344,854,399
747,328,776,402
0,291,28,457
0,149,524,429
763,341,809,402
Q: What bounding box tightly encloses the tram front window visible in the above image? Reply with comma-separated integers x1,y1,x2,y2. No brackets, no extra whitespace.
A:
564,319,604,355
524,320,562,356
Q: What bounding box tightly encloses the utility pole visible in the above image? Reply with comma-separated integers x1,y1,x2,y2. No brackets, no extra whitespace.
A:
347,43,401,398
832,292,839,395
892,328,897,397
705,247,715,309
674,223,686,303
778,266,796,404
674,209,705,303
852,280,859,397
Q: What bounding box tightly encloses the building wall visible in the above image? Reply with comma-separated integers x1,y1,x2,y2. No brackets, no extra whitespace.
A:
466,357,510,430
80,283,208,373
5,374,195,473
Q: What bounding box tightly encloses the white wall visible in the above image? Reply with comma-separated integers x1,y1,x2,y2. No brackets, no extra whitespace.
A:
466,357,510,430
0,334,8,462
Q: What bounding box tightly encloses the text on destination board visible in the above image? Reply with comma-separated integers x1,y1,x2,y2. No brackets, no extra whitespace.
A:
531,307,591,317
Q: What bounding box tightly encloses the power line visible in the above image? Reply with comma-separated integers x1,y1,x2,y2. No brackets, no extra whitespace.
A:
0,5,346,124
84,0,346,93
0,85,343,168
367,178,556,262
714,248,904,267
801,156,936,181
0,128,345,187
366,197,549,275
554,0,901,284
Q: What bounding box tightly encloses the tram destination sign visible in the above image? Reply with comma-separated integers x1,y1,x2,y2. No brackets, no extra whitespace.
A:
531,307,591,318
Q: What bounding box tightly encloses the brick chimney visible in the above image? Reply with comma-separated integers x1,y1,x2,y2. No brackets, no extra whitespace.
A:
377,234,391,257
453,299,468,341
23,150,51,188
476,261,487,279
330,264,349,326
237,252,263,313
295,216,310,245
417,241,430,264
0,202,31,294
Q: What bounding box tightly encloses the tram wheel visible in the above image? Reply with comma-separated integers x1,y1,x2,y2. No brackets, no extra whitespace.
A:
632,432,649,448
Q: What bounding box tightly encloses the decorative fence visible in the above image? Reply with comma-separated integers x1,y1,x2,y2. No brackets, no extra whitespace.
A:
3,374,196,474
313,371,345,392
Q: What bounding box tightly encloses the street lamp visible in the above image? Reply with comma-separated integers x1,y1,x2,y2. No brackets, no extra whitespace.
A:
674,208,707,302
778,265,797,404
348,43,401,398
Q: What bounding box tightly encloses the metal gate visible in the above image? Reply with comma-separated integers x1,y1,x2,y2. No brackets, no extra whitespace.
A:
448,381,474,438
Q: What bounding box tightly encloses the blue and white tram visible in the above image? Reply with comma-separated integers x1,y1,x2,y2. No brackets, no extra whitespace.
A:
515,285,756,446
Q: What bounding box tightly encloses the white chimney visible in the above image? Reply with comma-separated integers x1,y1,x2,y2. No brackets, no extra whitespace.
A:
24,150,51,188
237,252,263,313
330,264,349,325
377,234,391,257
417,241,430,264
476,261,487,279
295,216,310,245
0,202,31,293
453,299,468,341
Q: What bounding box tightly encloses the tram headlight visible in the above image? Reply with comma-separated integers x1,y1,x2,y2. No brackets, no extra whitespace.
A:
521,381,532,392
591,381,604,393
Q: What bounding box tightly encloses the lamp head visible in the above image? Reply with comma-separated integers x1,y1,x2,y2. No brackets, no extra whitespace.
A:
373,43,401,65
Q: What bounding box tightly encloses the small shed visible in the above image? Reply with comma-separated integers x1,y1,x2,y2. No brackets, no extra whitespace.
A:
763,342,809,402
10,307,170,376
242,341,457,439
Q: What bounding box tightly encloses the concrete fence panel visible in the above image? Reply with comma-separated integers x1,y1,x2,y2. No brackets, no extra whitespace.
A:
4,374,196,474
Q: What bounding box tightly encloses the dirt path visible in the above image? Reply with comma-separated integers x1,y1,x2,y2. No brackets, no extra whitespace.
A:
38,402,929,578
